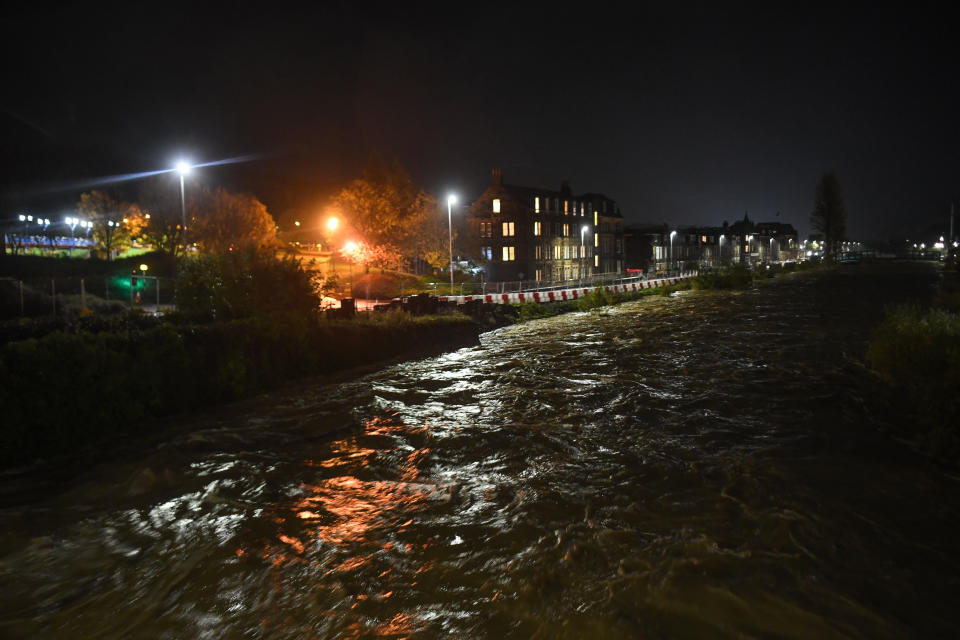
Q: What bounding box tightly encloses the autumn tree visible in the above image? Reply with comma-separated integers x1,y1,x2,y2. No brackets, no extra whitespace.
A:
332,154,419,249
401,191,456,272
76,190,146,260
811,171,847,260
137,174,185,257
188,187,277,254
332,154,454,273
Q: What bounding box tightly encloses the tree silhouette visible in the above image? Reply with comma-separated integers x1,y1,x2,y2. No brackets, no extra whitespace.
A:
811,171,847,260
76,190,146,260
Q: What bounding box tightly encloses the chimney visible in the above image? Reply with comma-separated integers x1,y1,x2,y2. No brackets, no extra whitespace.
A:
491,168,503,187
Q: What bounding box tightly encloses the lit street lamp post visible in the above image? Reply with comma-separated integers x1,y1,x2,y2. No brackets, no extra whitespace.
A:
447,194,456,296
670,230,677,275
718,234,725,267
580,225,588,282
176,161,191,256
326,216,339,276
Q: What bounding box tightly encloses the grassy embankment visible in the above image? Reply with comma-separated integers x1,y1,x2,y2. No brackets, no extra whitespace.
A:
866,261,960,464
0,310,477,469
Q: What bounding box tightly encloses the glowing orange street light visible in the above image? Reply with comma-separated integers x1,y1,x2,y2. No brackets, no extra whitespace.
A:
327,216,339,231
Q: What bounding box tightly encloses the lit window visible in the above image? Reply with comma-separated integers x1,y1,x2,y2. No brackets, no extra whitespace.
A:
534,221,541,236
535,268,543,281
502,221,515,237
502,246,515,261
553,245,561,259
563,223,570,236
492,199,501,213
595,254,599,267
564,200,568,215
482,246,492,260
534,197,540,213
535,245,543,259
563,245,570,259
594,232,599,247
594,211,598,225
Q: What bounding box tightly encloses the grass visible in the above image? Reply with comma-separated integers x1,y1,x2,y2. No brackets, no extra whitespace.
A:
866,302,960,464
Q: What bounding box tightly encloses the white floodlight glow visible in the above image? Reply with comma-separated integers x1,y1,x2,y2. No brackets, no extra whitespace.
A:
176,160,192,176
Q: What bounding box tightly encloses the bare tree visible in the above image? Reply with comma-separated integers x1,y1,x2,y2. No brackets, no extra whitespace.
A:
811,171,847,260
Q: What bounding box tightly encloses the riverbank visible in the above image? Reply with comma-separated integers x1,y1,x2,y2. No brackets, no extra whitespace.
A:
0,312,480,470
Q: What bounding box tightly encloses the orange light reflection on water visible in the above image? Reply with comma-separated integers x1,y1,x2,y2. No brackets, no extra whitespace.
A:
241,414,442,636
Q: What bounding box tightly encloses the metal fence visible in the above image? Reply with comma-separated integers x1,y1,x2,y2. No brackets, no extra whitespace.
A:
477,270,691,295
2,275,176,317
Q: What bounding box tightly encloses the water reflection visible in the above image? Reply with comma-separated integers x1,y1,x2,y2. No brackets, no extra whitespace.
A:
248,414,454,636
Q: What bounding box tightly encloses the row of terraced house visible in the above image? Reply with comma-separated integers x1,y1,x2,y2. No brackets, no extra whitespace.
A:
464,170,800,283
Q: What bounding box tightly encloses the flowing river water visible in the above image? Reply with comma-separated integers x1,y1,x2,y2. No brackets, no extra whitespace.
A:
2,263,958,639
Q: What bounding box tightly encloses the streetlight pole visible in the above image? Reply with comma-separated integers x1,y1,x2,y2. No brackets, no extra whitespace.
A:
326,216,339,277
719,234,724,267
670,230,677,276
447,194,456,296
580,225,588,282
176,161,191,256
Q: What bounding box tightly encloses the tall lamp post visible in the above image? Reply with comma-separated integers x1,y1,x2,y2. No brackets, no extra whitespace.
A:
719,234,725,267
670,230,677,275
447,194,456,296
580,225,588,282
176,161,191,256
326,216,339,276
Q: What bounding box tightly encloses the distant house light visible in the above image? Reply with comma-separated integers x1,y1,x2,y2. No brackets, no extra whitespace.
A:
534,197,540,213
492,198,501,213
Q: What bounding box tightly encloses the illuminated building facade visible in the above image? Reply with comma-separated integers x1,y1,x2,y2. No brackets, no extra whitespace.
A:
466,169,624,283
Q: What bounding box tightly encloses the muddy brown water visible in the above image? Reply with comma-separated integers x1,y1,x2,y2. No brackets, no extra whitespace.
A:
1,263,958,638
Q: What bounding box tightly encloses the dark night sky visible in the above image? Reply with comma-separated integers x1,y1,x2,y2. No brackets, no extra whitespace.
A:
3,3,958,242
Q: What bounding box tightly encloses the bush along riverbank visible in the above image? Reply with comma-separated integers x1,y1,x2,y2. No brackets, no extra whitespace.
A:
866,277,960,465
0,310,479,469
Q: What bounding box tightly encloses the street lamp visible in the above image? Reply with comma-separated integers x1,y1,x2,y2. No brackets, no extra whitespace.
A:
176,160,191,255
670,230,677,275
580,225,589,282
719,234,725,267
447,194,456,296
326,216,340,275
65,216,79,250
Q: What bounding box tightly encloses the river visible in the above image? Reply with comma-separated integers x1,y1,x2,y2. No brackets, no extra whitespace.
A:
1,262,957,638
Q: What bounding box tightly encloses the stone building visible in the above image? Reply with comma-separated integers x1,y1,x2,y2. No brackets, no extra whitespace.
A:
626,215,800,273
465,169,624,283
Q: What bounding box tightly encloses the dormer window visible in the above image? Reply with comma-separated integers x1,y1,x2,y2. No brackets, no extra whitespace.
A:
492,198,501,213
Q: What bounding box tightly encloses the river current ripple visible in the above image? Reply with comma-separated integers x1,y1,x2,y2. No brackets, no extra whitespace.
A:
2,264,958,638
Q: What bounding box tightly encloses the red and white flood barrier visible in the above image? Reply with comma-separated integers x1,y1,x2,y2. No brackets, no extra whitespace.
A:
438,276,687,306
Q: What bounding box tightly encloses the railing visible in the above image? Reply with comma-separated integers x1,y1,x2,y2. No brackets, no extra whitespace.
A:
480,270,692,295
2,275,176,317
